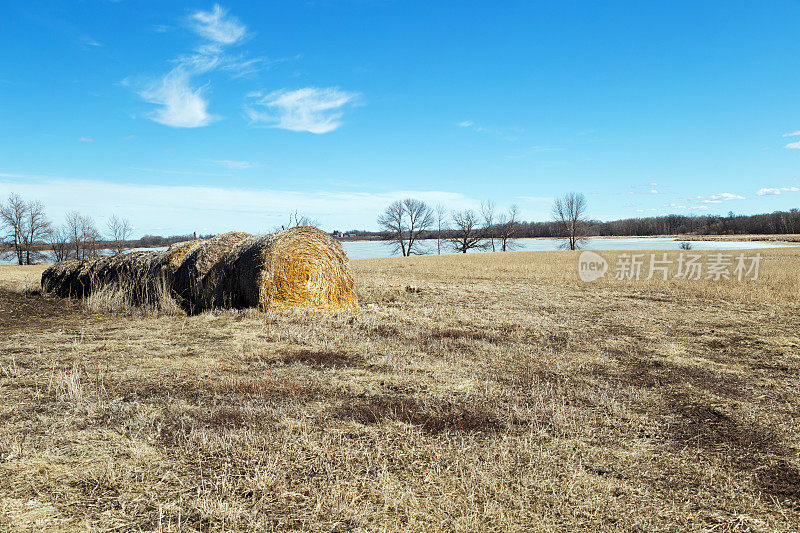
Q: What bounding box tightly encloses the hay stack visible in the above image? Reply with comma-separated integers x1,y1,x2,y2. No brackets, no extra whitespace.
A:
41,226,358,312
41,251,168,303
172,231,250,312
217,226,358,311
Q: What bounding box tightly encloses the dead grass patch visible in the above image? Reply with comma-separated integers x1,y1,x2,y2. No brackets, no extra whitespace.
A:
332,394,503,434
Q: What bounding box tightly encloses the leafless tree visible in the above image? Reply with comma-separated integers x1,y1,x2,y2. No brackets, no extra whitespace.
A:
107,215,133,255
377,198,433,256
66,211,101,261
552,192,588,250
286,210,320,229
0,193,28,264
21,200,52,264
449,209,485,253
49,225,71,262
0,194,52,264
481,200,496,252
497,204,520,252
435,203,447,255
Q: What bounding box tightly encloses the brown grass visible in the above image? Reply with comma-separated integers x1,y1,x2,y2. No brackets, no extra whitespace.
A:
1,247,800,530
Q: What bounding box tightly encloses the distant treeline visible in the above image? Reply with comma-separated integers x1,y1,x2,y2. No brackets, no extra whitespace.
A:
338,208,800,240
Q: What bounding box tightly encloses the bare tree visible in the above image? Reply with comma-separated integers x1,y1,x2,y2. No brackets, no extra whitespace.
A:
286,210,320,229
0,194,52,264
0,193,28,264
21,200,51,264
449,209,485,253
552,192,588,250
497,204,520,252
435,203,447,255
377,198,433,256
66,211,101,261
481,200,496,252
108,215,133,255
66,211,82,260
49,225,71,262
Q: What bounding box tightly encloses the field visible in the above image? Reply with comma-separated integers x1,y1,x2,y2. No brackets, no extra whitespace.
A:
1,248,799,531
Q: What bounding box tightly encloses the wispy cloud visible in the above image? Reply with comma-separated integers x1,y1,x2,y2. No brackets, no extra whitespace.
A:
0,175,478,233
708,192,745,201
692,192,745,204
131,167,229,177
130,4,255,128
628,182,663,196
756,186,800,196
210,159,259,169
78,137,94,143
458,120,522,140
188,4,247,45
785,140,800,149
782,131,800,137
136,68,217,128
245,88,359,134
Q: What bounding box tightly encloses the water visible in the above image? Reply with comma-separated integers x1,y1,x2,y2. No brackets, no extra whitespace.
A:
340,237,792,260
1,238,791,265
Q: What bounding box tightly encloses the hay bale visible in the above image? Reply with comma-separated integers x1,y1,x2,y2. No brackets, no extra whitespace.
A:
172,231,251,312
217,226,358,311
41,260,82,297
164,238,207,272
41,226,358,313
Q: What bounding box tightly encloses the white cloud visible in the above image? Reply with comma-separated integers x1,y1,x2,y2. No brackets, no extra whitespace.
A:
137,68,217,128
457,120,521,139
757,186,800,196
785,141,800,149
210,159,259,169
0,175,477,234
188,4,247,45
708,192,745,201
782,131,800,137
694,192,746,204
78,137,94,143
245,88,359,134
131,5,258,128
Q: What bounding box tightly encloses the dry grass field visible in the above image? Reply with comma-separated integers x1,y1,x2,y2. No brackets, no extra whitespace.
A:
1,247,799,531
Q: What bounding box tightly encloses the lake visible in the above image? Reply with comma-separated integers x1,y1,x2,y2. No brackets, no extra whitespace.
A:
1,237,792,265
340,237,791,260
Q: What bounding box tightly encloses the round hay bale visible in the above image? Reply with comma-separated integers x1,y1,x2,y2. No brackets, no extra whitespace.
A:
164,238,207,272
42,260,82,297
217,226,358,311
41,251,169,303
172,231,251,312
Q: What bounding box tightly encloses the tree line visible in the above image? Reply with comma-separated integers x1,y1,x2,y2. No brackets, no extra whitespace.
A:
0,193,323,265
377,195,585,255
377,196,800,255
0,193,138,264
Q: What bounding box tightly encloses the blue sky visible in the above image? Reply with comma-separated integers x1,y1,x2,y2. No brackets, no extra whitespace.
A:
1,1,799,236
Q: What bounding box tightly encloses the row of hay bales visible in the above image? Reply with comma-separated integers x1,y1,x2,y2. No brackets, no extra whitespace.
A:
41,226,359,313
